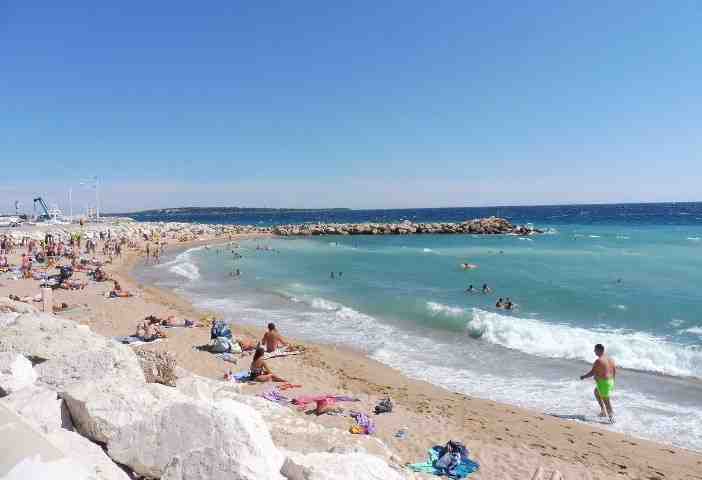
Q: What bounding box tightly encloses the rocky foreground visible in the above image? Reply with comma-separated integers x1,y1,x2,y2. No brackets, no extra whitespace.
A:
0,299,408,480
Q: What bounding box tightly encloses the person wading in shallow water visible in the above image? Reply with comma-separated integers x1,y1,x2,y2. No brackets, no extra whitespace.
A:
580,343,617,423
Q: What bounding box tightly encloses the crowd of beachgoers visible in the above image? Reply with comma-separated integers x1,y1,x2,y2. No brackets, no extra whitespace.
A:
1,219,700,480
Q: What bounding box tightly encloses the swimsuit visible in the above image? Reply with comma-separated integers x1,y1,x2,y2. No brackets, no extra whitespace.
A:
596,378,614,398
251,366,265,377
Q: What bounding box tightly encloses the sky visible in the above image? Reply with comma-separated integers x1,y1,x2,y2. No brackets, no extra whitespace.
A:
1,1,701,213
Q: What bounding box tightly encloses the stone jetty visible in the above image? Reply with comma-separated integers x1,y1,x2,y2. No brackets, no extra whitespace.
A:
271,216,540,237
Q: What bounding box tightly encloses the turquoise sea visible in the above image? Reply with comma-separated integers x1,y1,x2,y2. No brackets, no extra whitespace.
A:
135,204,702,451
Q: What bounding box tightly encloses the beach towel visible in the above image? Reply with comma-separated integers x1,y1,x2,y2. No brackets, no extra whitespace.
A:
263,348,302,360
408,445,479,479
113,335,164,346
292,394,360,410
259,388,291,406
228,370,252,382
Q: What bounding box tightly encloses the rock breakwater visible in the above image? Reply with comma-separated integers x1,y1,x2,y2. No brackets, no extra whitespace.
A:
272,216,540,236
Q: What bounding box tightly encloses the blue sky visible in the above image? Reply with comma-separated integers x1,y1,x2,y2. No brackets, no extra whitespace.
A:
1,1,701,212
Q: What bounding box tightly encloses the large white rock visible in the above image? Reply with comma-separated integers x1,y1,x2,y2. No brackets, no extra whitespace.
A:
176,372,243,402
64,379,285,480
110,399,285,480
0,352,37,396
2,456,94,480
46,428,132,480
62,379,173,444
0,384,65,433
281,452,409,480
176,374,395,461
35,339,145,390
0,312,144,390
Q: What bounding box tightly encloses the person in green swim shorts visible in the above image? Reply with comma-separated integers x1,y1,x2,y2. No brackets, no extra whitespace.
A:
580,343,617,423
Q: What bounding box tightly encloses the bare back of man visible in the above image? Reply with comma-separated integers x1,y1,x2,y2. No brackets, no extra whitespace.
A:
580,344,617,423
261,330,283,353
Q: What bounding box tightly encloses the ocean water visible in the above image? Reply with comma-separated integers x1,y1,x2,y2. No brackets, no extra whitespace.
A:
134,203,702,451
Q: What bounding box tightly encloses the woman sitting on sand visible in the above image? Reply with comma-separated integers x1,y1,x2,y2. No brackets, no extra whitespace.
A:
110,280,133,298
250,347,287,382
135,316,166,340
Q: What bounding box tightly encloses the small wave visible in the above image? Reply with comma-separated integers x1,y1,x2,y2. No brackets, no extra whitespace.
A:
616,235,630,240
423,248,435,253
310,297,342,311
465,308,702,378
169,261,201,281
669,319,685,328
614,304,628,311
426,301,467,318
287,295,342,311
589,235,601,238
687,237,701,242
681,326,702,336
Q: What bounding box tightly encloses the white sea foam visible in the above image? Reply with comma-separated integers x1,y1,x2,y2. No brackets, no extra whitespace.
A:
169,261,201,281
310,297,342,311
681,326,702,336
426,301,466,318
426,302,702,378
422,248,435,253
589,235,601,238
669,318,685,328
163,246,204,281
687,237,701,241
464,307,702,378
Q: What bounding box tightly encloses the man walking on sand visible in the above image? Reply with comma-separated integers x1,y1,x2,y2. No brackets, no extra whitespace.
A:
580,343,616,423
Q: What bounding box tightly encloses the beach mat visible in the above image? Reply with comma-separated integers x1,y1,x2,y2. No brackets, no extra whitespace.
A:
114,335,165,346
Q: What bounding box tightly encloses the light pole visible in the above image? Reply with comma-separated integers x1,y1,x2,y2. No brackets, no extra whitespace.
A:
79,176,100,221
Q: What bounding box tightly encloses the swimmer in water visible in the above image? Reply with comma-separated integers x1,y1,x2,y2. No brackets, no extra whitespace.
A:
482,284,491,294
496,297,504,308
504,298,513,310
466,285,475,293
330,271,335,279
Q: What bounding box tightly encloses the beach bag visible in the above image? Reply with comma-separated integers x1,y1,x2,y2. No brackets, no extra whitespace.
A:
374,397,393,414
211,337,231,353
210,320,232,340
229,339,242,354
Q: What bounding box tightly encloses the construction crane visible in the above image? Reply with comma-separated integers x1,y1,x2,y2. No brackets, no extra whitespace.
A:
33,197,51,220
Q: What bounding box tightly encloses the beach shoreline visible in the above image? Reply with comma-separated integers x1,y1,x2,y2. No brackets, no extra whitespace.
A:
2,223,701,479
117,235,702,479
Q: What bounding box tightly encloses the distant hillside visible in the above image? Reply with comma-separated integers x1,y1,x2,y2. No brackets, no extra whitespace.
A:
109,207,351,217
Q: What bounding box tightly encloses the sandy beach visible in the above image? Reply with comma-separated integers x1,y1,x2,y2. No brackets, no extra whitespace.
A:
2,223,701,479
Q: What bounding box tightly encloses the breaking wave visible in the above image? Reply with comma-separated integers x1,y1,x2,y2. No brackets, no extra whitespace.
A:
426,302,702,378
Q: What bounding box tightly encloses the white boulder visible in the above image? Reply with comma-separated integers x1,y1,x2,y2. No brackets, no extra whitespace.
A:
281,452,408,480
0,312,145,390
46,428,132,480
62,379,174,444
0,384,65,433
64,379,285,480
35,339,145,390
0,352,37,396
110,398,285,480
